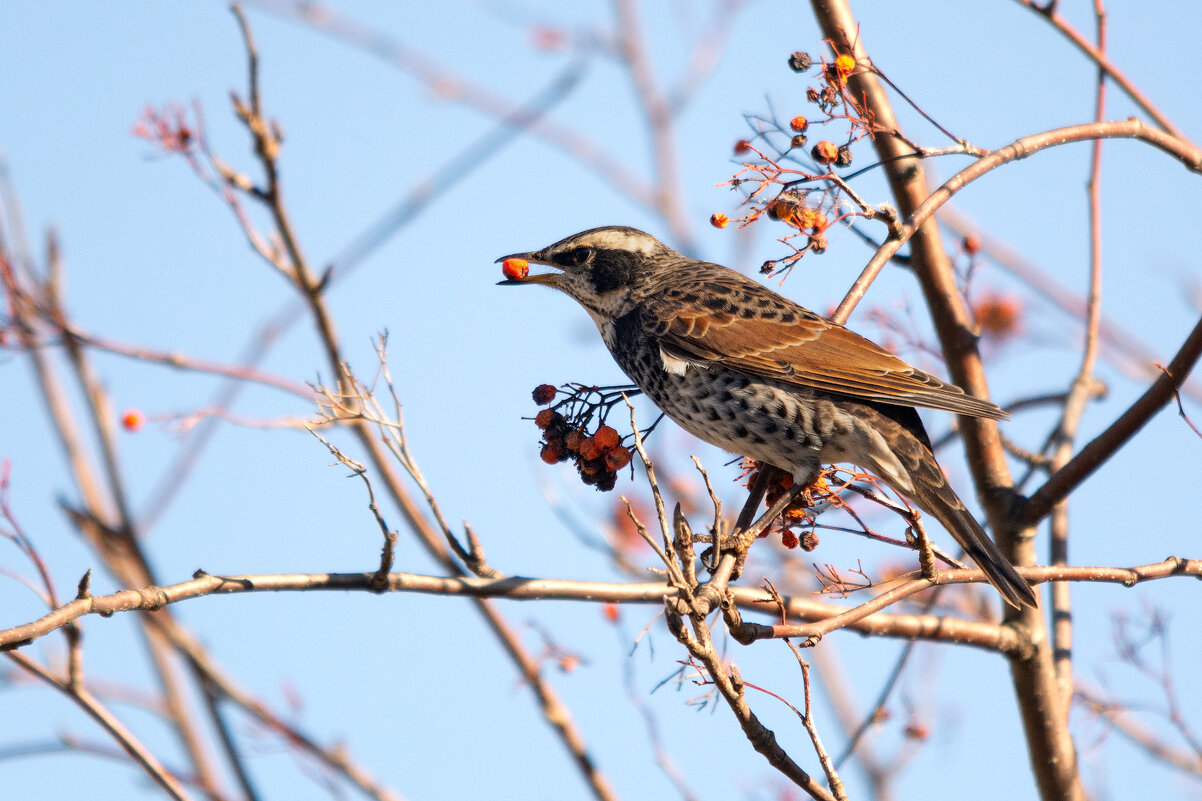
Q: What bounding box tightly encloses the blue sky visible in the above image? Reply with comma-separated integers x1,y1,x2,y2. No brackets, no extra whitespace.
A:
2,2,1200,799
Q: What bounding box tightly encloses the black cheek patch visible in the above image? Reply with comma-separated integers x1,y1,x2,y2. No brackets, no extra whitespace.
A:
590,250,638,294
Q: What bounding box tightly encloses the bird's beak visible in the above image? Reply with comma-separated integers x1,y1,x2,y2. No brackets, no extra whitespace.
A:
494,250,564,288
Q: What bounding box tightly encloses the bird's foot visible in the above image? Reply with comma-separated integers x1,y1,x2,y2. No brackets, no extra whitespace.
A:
692,478,808,618
905,516,939,582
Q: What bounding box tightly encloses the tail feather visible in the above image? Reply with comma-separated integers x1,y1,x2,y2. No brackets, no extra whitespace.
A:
906,471,1038,609
848,402,1038,609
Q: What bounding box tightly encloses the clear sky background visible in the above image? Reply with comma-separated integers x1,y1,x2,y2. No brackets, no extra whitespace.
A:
2,1,1200,799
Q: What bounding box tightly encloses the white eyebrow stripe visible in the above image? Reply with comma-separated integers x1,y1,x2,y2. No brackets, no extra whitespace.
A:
571,229,659,254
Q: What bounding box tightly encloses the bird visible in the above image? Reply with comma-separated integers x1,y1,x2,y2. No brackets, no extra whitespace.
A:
497,225,1036,608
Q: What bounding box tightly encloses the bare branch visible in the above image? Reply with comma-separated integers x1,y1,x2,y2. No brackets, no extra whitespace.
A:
1023,314,1202,524
6,652,195,801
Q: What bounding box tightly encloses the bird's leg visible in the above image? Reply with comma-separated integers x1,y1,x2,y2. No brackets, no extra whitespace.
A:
699,466,774,573
694,466,804,617
906,515,939,582
729,481,807,578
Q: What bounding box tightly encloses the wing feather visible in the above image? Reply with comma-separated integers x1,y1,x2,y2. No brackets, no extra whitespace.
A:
643,268,1007,420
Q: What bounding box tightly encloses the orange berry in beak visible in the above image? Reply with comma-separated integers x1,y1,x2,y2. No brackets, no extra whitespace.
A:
502,258,529,280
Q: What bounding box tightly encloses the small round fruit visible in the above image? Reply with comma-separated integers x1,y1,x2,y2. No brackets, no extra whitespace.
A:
593,426,620,450
578,438,602,461
811,140,839,164
788,51,813,72
604,447,632,471
540,442,566,464
501,258,529,280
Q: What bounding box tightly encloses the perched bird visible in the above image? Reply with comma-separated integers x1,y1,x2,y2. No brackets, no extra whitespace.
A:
498,226,1036,608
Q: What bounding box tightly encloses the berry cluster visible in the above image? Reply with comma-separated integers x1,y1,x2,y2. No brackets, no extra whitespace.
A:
744,462,821,551
713,48,871,277
531,383,636,492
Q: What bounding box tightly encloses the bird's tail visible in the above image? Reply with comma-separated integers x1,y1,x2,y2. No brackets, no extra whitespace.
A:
850,404,1038,609
903,458,1038,609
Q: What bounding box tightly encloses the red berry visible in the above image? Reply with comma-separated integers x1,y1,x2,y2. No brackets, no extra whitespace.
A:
535,408,556,429
733,139,752,154
710,212,730,229
564,429,585,453
122,409,145,432
532,384,557,404
789,115,808,132
501,258,529,280
593,425,620,450
973,293,1022,339
963,234,982,256
578,438,602,461
602,602,620,622
811,140,839,164
540,442,566,464
604,447,632,471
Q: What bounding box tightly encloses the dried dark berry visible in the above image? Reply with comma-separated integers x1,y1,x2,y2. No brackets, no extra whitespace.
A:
788,51,813,72
604,447,632,471
578,438,603,461
540,442,567,464
593,426,620,450
579,457,605,476
544,414,569,438
532,384,557,404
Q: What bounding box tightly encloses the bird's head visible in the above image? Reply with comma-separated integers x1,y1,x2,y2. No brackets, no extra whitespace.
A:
497,226,673,321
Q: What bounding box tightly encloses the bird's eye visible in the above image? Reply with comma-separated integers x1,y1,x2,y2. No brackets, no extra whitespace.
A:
553,246,593,267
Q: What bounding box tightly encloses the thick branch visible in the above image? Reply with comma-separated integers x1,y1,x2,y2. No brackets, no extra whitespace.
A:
5,559,1197,654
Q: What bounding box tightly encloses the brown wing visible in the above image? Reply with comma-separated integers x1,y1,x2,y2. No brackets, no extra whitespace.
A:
644,268,1008,420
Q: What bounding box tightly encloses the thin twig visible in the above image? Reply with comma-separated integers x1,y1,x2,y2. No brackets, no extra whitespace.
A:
1047,0,1109,709
6,652,195,801
1010,0,1190,141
